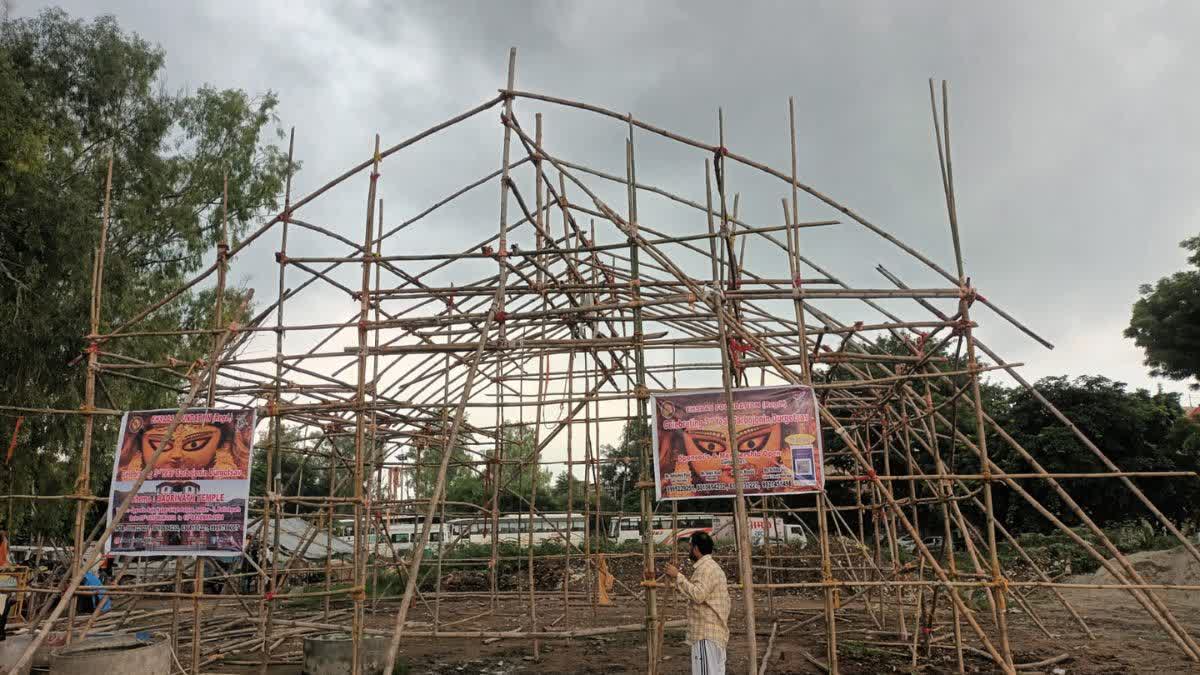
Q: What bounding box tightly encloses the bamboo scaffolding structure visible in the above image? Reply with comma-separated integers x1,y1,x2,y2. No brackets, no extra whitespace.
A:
8,52,1198,675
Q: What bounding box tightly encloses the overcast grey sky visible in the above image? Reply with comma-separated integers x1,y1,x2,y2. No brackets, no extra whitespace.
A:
20,1,1200,405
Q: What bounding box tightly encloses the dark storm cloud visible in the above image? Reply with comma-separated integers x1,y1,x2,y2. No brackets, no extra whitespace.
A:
20,0,1200,401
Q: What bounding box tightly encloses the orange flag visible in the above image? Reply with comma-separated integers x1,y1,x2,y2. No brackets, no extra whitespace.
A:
5,416,23,465
597,553,615,606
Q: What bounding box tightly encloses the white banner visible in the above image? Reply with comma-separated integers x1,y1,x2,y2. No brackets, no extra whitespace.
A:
105,408,257,557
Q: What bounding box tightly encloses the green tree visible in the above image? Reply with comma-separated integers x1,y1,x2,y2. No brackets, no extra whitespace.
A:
549,470,596,511
1126,236,1200,389
600,418,649,513
405,423,482,506
995,375,1200,531
404,422,556,513
0,9,291,541
249,425,342,514
494,424,555,512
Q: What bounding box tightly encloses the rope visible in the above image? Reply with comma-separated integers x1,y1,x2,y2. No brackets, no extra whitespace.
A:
855,468,878,483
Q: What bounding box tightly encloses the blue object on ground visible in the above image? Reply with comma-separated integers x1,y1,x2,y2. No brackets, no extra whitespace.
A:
82,570,111,613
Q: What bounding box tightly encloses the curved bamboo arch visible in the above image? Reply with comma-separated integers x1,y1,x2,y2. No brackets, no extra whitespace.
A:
5,48,1199,675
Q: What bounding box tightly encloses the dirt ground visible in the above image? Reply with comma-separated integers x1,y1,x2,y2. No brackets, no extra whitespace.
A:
224,583,1200,674
178,546,1200,673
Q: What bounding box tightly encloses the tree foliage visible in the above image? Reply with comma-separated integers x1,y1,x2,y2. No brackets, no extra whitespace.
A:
1126,236,1200,389
249,425,347,514
0,9,290,541
407,423,556,513
992,375,1200,532
600,417,649,513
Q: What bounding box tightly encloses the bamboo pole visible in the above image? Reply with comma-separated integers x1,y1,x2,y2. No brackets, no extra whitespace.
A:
9,295,253,675
784,93,840,672
877,268,1200,660
17,67,1200,675
504,88,1053,349
707,145,759,674
192,172,231,674
625,125,662,675
381,47,519,673
259,126,295,675
348,134,382,674
66,155,113,645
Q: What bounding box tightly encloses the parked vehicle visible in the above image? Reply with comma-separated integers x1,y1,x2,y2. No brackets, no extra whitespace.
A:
609,514,808,548
609,514,716,545
897,535,947,552
335,515,447,556
448,513,590,546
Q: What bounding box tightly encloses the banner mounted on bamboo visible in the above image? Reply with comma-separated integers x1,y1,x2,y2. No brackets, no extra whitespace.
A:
650,385,824,500
105,408,257,557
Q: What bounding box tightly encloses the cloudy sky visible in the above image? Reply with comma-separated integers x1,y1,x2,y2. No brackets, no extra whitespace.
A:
19,1,1200,411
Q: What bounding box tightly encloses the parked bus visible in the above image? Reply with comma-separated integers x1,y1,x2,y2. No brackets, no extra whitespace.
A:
333,515,447,555
609,514,808,548
609,514,716,546
448,513,590,546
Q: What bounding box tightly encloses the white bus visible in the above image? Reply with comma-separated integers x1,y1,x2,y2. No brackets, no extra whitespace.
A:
334,515,447,555
377,520,446,555
448,513,590,546
609,514,717,546
609,514,808,548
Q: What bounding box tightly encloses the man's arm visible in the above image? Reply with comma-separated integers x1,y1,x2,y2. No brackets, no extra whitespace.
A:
674,564,718,604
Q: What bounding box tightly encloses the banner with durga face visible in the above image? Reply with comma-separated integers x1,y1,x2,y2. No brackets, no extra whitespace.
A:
106,407,257,557
650,385,824,500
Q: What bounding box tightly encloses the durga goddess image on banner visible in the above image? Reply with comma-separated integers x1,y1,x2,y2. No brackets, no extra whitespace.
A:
115,408,255,482
651,385,824,500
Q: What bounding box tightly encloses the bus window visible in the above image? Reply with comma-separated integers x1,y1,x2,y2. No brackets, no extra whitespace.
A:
429,532,442,543
391,533,410,544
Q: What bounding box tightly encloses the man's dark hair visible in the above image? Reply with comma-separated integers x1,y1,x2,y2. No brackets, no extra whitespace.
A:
690,531,714,556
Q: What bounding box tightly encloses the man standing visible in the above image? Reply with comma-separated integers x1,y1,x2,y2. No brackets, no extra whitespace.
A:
665,531,730,675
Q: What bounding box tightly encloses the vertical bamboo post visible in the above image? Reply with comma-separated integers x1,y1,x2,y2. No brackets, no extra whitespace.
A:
899,414,923,631
866,428,884,625
260,127,295,674
488,350,502,614
705,153,759,674
785,94,838,672
191,173,230,674
528,111,545,660
351,134,382,675
880,424,907,639
761,498,775,616
625,124,660,674
324,426,335,621
369,198,384,609
434,323,451,631
382,48,519,672
934,79,1013,669
918,381,964,671
488,49,518,617
68,155,113,645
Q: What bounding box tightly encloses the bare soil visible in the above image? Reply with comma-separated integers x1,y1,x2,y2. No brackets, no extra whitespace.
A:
174,547,1200,673
217,582,1200,674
